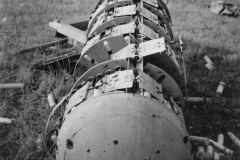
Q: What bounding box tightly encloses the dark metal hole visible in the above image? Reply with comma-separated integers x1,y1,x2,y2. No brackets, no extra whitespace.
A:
66,139,73,149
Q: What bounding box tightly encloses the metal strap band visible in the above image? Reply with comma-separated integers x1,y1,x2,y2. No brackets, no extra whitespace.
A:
112,44,136,60
105,70,135,92
138,70,164,102
143,0,158,7
138,37,166,56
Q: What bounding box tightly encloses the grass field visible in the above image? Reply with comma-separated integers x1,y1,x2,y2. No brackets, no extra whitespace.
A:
0,0,240,159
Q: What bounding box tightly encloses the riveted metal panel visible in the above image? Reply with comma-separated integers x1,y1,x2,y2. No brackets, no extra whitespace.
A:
138,22,159,39
138,37,166,57
81,35,127,63
111,22,136,36
88,16,132,37
105,70,134,92
112,44,136,60
114,5,137,17
143,0,158,7
140,6,158,24
143,3,173,38
74,60,128,88
57,93,191,160
143,19,172,42
88,0,133,36
145,63,185,110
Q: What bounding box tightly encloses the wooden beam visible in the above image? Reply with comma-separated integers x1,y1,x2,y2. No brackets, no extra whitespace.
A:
49,21,86,44
16,38,68,55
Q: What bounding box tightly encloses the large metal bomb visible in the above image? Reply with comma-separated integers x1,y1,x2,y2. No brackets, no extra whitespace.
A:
56,93,191,160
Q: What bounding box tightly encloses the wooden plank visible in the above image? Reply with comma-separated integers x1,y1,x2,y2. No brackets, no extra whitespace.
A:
49,21,87,44
56,14,90,38
16,38,68,55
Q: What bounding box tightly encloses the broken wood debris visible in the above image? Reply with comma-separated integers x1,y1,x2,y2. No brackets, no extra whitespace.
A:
216,81,225,97
49,20,86,44
204,55,215,71
209,139,233,156
16,38,68,55
185,97,212,103
0,83,25,89
188,135,210,146
0,117,16,124
227,132,240,149
48,91,56,108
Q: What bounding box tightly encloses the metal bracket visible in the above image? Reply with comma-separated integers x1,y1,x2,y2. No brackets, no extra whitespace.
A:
112,44,136,60
138,37,166,57
114,5,137,17
111,22,136,36
138,22,159,39
140,6,159,25
167,45,180,69
105,70,134,92
138,71,164,102
143,0,158,8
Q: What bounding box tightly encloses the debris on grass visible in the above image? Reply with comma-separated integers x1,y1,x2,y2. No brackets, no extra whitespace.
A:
216,82,225,97
1,17,7,22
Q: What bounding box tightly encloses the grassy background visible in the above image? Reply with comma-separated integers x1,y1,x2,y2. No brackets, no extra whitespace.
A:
0,0,240,159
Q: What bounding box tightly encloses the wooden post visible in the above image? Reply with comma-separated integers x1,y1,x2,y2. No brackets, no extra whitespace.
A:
228,132,240,149
0,117,14,124
0,83,25,89
188,136,210,146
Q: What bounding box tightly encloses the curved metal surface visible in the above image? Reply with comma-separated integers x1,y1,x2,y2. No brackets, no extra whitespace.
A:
82,35,127,63
57,93,191,160
87,0,132,36
88,16,132,37
143,19,171,42
143,3,173,37
145,63,185,109
144,48,181,85
73,59,128,89
156,0,172,23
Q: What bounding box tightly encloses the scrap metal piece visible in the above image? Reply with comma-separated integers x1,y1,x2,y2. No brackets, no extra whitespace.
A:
138,37,166,57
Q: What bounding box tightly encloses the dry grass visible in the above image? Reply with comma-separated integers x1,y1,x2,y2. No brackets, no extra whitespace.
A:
0,0,240,159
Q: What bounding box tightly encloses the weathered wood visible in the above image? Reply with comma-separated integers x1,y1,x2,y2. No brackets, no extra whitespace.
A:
196,146,205,160
186,97,212,103
0,83,25,89
56,14,90,38
228,132,240,149
49,21,86,44
209,139,233,156
0,117,14,124
216,82,225,97
188,135,210,146
48,91,56,108
16,38,68,55
205,145,213,160
217,134,224,145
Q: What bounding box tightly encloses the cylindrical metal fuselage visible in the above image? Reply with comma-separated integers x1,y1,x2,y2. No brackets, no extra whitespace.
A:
55,0,192,159
57,93,191,160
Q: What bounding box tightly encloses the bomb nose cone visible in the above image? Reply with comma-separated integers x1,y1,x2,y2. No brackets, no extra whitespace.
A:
56,93,191,160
